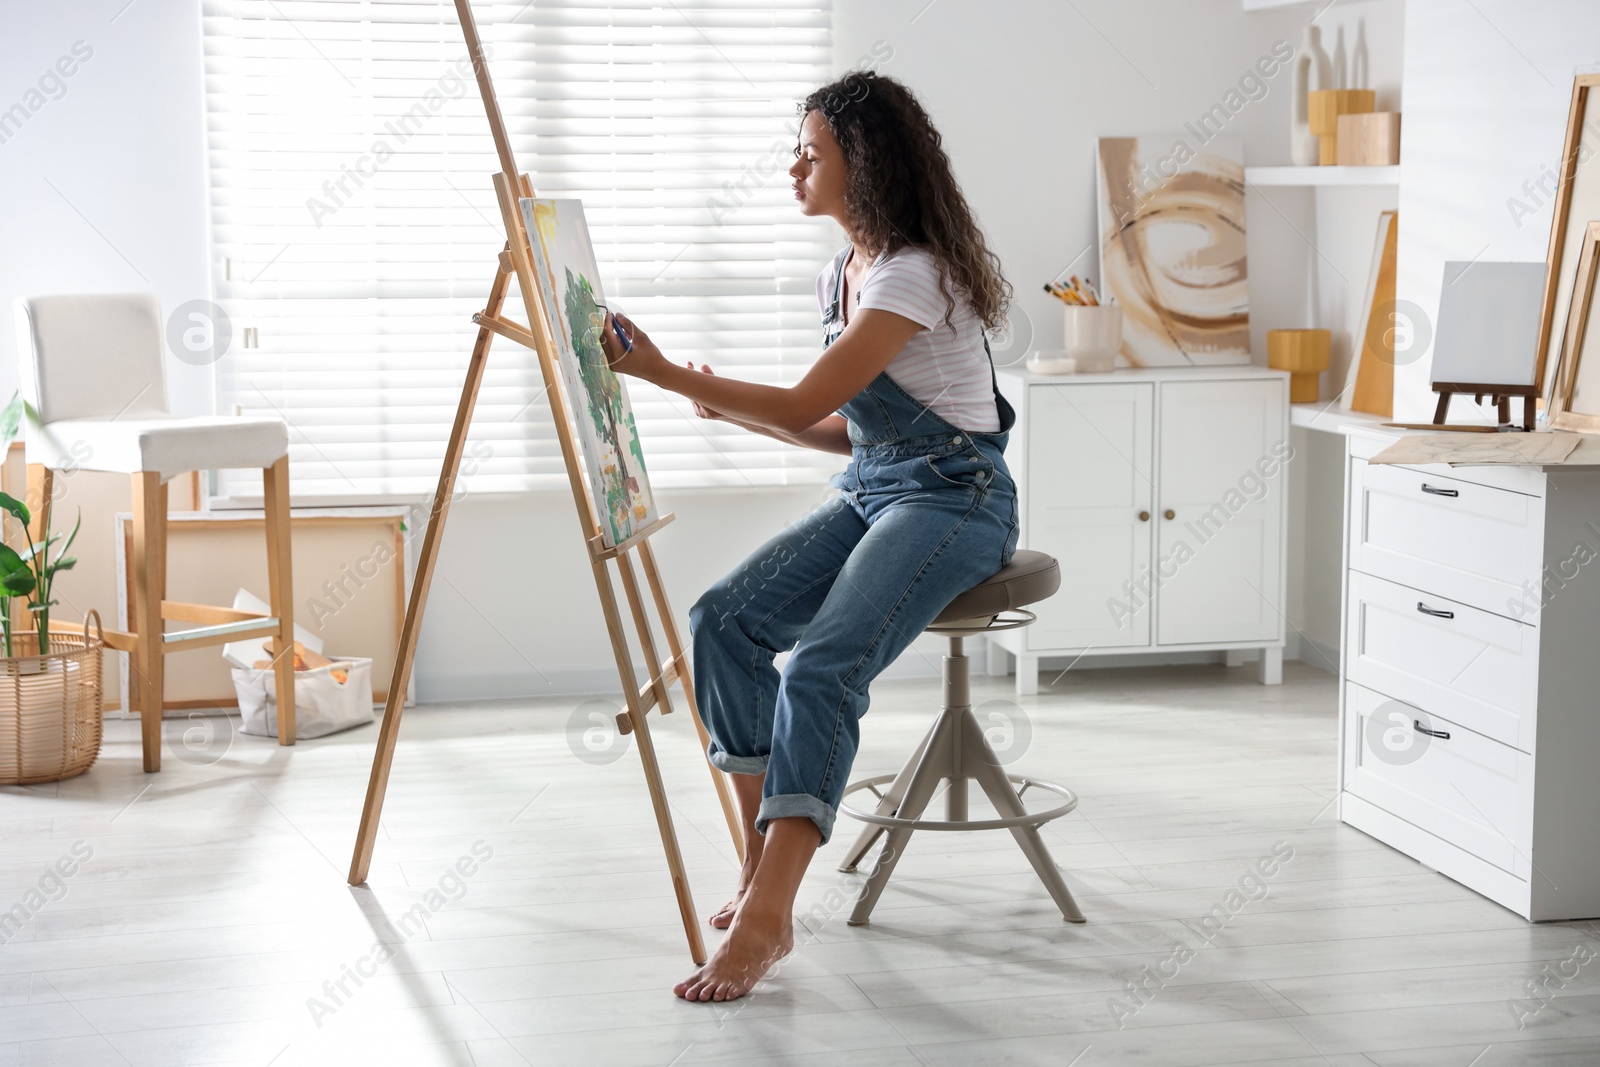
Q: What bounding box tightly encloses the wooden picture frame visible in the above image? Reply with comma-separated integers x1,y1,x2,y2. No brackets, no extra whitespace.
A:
1550,221,1600,433
1537,74,1600,406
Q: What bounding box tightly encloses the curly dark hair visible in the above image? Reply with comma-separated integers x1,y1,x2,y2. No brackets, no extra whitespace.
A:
801,71,1011,331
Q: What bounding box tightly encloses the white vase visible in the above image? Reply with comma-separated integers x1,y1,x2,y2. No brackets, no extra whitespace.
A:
1332,25,1348,90
1352,19,1370,90
1291,26,1333,166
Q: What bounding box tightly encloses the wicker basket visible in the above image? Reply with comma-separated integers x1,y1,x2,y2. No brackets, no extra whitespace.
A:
0,612,105,785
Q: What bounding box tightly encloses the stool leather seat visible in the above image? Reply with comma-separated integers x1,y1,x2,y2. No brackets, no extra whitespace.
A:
932,549,1060,624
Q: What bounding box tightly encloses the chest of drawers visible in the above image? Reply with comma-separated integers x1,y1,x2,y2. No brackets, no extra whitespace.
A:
1340,429,1600,920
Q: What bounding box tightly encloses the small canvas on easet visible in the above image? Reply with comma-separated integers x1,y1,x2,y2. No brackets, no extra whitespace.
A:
520,198,656,547
1096,136,1250,366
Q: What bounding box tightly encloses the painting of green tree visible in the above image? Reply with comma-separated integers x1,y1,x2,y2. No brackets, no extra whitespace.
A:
520,198,656,546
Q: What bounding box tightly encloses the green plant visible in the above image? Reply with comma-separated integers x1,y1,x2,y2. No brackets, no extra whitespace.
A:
0,392,79,656
20,495,79,656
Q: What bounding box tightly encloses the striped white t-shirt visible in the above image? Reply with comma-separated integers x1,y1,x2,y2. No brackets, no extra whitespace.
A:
817,244,1000,432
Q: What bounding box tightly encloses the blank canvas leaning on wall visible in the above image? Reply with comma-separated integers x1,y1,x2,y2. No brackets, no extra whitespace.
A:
1096,136,1251,367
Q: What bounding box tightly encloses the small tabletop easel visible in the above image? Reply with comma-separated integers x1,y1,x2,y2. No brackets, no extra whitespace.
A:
1429,383,1537,431
346,0,743,966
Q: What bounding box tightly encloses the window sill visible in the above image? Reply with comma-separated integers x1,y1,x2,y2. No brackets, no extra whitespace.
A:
208,480,836,512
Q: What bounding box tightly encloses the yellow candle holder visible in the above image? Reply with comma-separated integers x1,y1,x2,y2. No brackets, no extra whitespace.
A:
1268,328,1331,402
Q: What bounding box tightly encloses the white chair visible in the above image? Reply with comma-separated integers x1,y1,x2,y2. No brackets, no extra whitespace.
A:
14,293,297,772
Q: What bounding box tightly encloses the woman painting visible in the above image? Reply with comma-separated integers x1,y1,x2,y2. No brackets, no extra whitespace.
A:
600,70,1018,1002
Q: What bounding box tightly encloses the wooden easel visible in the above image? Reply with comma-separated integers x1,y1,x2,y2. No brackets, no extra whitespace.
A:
1430,384,1537,431
347,0,743,966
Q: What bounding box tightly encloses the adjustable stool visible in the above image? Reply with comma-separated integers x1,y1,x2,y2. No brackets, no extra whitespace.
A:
837,549,1086,926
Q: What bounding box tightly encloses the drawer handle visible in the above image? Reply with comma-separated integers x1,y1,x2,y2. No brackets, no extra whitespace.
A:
1414,720,1451,740
1420,483,1459,497
1416,602,1455,620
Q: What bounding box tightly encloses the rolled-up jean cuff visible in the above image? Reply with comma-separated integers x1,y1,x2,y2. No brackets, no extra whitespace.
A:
707,747,768,775
756,793,837,845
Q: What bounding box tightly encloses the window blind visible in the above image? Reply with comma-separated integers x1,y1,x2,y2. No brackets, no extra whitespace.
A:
201,0,841,499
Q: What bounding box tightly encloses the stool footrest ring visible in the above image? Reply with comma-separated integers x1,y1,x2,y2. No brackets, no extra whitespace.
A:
838,773,1077,832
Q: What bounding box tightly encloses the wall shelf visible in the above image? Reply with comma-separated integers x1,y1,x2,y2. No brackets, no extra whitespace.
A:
1242,0,1321,10
1246,165,1400,187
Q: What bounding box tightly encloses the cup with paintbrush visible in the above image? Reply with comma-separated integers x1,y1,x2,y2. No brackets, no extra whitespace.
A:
1028,276,1121,374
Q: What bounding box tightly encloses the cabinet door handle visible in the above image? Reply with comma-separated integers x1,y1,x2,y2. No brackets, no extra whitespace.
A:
1139,510,1150,522
1414,719,1451,740
1164,509,1176,520
1420,483,1459,497
1416,601,1455,619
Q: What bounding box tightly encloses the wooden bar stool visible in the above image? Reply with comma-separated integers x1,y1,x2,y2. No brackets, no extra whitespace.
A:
837,550,1086,926
14,294,296,772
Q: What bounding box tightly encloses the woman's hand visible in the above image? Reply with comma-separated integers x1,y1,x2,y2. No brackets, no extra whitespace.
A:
686,362,723,420
599,311,669,382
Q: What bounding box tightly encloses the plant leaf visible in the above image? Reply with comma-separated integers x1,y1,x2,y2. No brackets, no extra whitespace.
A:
19,534,57,565
55,511,81,562
0,392,22,444
1,573,35,596
0,491,29,528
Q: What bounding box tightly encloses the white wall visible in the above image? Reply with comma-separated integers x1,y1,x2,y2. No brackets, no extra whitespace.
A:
2,0,1431,704
834,0,1404,669
0,0,214,419
1396,0,1600,421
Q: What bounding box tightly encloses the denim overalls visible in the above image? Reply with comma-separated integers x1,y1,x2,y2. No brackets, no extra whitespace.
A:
688,245,1019,844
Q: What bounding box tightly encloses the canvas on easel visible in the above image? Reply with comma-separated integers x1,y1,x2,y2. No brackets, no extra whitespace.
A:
347,0,742,968
521,198,656,547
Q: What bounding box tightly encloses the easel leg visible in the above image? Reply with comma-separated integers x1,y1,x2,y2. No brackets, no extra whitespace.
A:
1433,392,1450,424
638,539,744,864
593,552,709,965
348,261,511,885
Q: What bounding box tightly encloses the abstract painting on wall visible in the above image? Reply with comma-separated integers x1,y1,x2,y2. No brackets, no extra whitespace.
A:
520,197,656,547
1095,136,1250,366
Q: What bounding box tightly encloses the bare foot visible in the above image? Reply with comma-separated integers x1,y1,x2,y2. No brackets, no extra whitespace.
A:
675,908,794,1002
709,842,763,929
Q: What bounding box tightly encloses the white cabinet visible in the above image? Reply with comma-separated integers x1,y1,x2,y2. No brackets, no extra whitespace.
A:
990,367,1290,695
1024,382,1153,651
1339,429,1600,921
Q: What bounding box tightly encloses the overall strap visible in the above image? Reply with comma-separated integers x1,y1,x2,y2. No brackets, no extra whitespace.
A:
822,245,850,340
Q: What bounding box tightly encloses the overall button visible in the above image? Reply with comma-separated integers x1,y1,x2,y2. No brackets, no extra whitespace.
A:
951,435,963,445
973,471,986,481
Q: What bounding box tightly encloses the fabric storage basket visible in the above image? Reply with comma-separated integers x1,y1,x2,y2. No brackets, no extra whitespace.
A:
232,656,374,739
0,612,105,785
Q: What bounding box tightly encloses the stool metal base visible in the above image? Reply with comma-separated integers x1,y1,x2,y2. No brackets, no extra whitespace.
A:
837,635,1087,927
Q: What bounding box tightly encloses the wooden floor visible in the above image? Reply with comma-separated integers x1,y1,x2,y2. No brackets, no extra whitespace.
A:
2,661,1598,1066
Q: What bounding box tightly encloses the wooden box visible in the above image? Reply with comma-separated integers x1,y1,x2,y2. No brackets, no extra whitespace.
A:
1308,88,1377,165
1336,111,1401,166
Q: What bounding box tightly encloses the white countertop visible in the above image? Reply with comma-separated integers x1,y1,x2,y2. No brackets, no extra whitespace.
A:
998,364,1287,384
